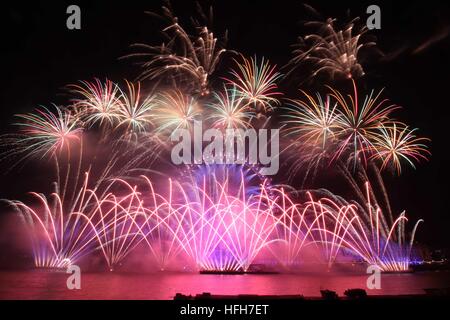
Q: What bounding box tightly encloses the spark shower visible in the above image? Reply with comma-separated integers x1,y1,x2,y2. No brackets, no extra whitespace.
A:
0,2,431,274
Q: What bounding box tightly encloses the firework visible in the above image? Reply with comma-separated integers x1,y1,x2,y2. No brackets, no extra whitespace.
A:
150,175,282,272
280,80,430,224
9,172,154,270
116,81,156,135
289,17,377,80
305,182,423,272
371,124,431,175
224,55,282,113
127,6,229,96
75,179,149,270
282,82,400,181
328,81,399,166
284,92,339,148
153,89,201,133
9,167,422,273
1,3,432,278
282,141,333,185
207,86,254,129
8,173,100,268
10,105,82,160
69,79,123,127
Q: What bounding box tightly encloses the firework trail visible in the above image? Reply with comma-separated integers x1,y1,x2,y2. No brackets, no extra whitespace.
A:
7,172,155,270
305,182,423,271
146,173,284,272
74,178,150,270
7,173,103,268
126,5,230,96
289,17,378,80
6,166,423,273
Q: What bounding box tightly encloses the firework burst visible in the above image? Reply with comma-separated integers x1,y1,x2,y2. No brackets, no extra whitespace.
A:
289,17,377,80
284,92,340,148
371,124,431,175
127,6,229,96
0,3,433,277
153,89,201,133
207,86,254,129
224,55,282,113
116,81,156,135
281,81,429,187
69,79,123,128
329,81,399,166
10,105,82,160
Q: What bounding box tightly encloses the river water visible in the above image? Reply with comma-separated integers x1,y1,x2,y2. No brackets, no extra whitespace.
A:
0,270,449,300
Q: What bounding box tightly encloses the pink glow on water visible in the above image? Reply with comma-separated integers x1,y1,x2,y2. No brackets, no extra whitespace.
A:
0,271,448,300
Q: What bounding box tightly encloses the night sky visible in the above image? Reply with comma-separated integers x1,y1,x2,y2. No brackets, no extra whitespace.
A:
0,0,449,264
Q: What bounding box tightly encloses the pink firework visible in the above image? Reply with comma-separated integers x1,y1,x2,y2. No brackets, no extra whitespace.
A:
13,105,82,159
